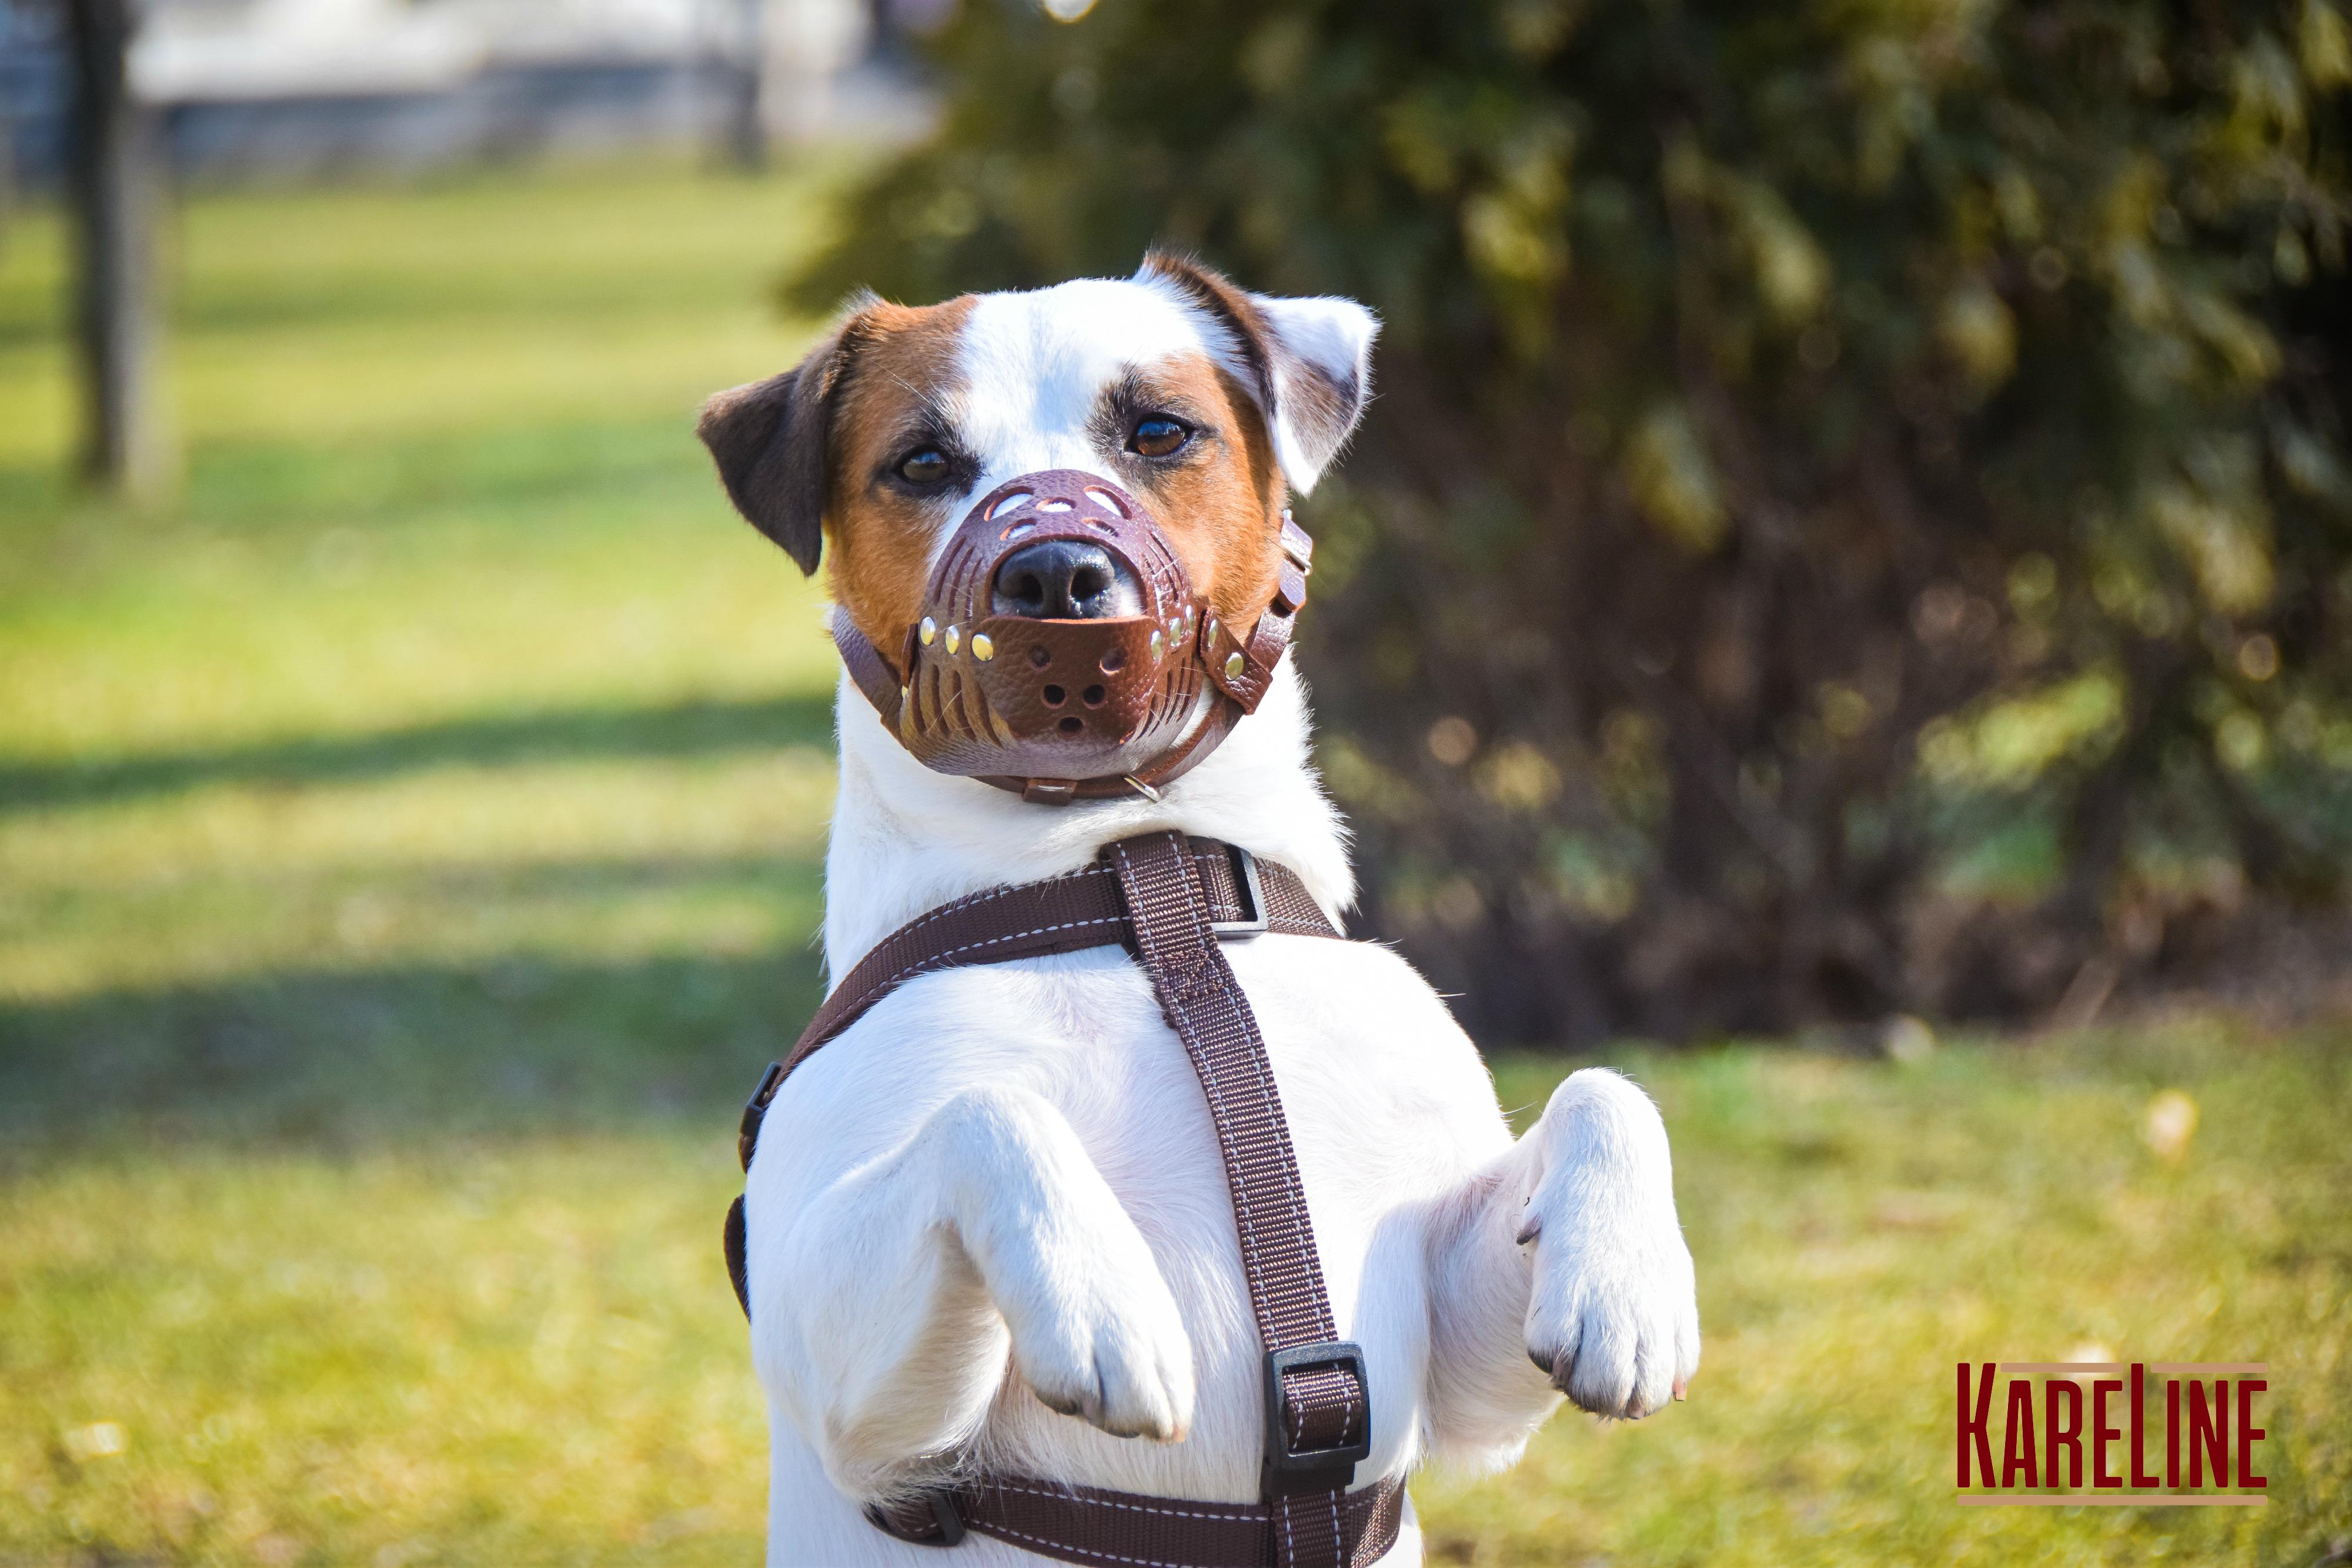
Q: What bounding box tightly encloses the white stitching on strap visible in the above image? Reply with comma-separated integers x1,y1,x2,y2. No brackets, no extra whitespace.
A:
980,1520,1188,1568
837,908,1123,1023
983,1480,1249,1521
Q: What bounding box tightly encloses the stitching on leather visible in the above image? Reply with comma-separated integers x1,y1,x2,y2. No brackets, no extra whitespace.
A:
833,902,1122,1024
823,847,1257,1034
980,1521,1190,1568
983,1480,1250,1520
858,914,1127,1008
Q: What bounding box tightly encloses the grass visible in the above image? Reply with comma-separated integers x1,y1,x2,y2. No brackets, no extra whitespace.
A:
1,161,2347,1567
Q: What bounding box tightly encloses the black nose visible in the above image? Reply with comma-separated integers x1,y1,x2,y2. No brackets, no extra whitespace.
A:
991,539,1143,620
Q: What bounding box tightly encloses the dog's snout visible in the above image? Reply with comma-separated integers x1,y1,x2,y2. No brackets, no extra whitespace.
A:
990,539,1143,620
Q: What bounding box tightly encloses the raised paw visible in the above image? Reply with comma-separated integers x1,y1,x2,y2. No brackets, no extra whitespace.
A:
1000,1243,1196,1442
1519,1069,1700,1419
942,1089,1198,1443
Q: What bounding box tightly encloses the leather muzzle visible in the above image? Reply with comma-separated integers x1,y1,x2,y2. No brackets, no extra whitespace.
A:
831,469,1312,804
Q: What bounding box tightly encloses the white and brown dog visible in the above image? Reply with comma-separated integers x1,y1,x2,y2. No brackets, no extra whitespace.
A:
697,255,1700,1566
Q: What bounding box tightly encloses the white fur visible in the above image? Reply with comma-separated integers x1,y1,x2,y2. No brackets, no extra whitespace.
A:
746,284,1698,1566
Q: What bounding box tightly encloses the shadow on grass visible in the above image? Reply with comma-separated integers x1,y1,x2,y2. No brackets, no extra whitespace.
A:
0,942,828,1156
0,691,836,812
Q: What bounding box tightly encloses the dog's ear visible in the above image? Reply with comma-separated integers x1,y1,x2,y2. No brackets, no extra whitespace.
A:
1140,253,1378,496
697,304,873,574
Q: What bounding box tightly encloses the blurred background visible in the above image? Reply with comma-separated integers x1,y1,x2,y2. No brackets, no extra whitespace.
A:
2,1,2347,1564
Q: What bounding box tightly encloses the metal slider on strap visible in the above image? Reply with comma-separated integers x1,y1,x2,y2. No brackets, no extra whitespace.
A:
1210,843,1269,940
1261,1340,1372,1499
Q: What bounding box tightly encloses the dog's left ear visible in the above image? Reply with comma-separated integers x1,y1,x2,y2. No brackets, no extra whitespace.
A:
697,301,874,574
1141,253,1378,496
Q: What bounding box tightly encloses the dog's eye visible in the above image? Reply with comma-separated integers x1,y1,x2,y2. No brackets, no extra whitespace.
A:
1130,417,1190,459
898,447,951,486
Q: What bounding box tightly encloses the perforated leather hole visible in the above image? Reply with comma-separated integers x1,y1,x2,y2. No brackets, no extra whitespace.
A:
1058,716,1084,735
1083,684,1107,707
1098,648,1125,673
1000,520,1035,540
987,490,1032,519
1086,517,1117,534
1029,645,1051,668
1041,684,1066,707
1084,487,1126,517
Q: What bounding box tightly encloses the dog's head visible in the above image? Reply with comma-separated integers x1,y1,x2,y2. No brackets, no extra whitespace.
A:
698,255,1377,799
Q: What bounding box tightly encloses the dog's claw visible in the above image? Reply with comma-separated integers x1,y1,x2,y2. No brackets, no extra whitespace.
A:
1515,1213,1542,1246
1672,1376,1689,1402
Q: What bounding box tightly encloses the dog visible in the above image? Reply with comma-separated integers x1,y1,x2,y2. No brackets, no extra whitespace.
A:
697,254,1700,1566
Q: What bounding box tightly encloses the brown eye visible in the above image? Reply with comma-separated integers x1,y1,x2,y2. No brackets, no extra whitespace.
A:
1131,417,1190,459
898,447,950,485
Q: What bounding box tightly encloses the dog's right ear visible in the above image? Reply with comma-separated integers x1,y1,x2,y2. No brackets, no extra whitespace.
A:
697,307,870,574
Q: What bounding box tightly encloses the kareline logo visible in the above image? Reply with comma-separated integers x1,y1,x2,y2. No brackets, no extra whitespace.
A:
1955,1362,2269,1506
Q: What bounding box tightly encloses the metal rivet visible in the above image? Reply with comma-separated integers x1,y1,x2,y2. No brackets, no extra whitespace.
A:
1224,651,1245,681
970,633,994,662
918,617,937,646
945,624,961,654
1205,617,1221,645
1148,630,1165,660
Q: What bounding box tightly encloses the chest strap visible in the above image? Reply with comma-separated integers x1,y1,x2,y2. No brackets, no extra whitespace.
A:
726,833,1404,1568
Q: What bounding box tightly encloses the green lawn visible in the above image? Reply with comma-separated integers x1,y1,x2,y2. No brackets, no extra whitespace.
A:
3,163,2348,1568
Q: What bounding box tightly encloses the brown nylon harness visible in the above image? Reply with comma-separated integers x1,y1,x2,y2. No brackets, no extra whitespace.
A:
726,833,1405,1567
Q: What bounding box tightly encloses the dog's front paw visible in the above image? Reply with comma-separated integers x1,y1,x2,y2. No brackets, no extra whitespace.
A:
941,1088,1197,1443
1519,1069,1699,1420
989,1195,1197,1442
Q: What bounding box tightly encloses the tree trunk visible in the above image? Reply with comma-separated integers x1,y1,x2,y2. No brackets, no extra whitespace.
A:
65,0,169,498
716,0,767,171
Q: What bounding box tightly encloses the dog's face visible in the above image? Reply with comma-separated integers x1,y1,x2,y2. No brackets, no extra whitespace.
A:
698,256,1378,666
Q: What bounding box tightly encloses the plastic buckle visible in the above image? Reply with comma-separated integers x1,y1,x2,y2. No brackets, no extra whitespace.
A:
737,1061,784,1172
1260,1340,1372,1498
1210,844,1269,940
863,1493,967,1547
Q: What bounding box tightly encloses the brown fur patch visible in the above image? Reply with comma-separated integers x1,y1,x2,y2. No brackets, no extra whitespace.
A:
821,296,977,657
1142,250,1367,486
1116,356,1288,631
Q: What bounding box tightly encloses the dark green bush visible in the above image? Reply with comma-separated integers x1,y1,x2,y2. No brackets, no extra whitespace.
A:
797,0,2352,1041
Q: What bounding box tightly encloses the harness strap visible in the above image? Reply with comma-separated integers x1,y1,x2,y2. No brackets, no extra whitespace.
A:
1105,833,1370,1563
750,839,1335,1146
727,834,1403,1568
864,1470,1405,1567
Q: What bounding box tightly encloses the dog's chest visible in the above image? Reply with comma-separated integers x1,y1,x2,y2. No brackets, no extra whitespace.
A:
898,935,1506,1488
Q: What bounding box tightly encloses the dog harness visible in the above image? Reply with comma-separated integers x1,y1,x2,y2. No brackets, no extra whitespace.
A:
827,470,1314,805
725,832,1405,1567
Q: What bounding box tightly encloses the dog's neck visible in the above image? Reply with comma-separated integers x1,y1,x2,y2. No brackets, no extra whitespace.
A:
821,653,1356,978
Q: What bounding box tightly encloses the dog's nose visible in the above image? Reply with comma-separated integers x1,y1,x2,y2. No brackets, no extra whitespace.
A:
990,539,1143,620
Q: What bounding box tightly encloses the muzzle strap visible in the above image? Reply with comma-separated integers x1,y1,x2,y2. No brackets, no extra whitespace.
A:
830,605,906,730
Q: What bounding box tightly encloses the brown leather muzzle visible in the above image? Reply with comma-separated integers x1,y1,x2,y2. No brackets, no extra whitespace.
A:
830,469,1312,804
902,470,1208,781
